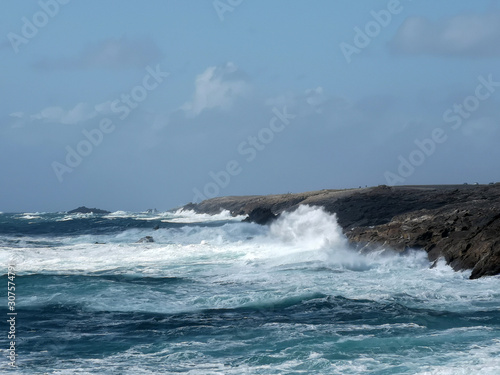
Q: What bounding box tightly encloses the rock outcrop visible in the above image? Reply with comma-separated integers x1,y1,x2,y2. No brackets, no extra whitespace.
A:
184,184,500,279
243,207,278,225
68,206,110,214
348,199,500,279
136,236,155,243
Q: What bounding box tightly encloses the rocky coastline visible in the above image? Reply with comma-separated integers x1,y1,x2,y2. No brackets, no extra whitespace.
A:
183,184,500,279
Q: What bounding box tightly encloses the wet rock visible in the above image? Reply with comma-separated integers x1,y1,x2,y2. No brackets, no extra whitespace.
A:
243,207,278,225
346,201,500,279
136,236,155,243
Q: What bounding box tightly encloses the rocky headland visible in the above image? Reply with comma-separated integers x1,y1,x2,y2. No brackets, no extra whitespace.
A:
183,184,500,279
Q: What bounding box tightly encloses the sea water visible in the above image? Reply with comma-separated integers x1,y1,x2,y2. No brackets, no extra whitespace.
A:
0,206,499,374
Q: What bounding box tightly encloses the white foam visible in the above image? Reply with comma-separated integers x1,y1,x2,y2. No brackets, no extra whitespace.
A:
163,209,247,223
99,208,246,223
17,213,42,220
57,212,95,221
270,205,346,249
103,210,133,219
103,211,170,221
242,205,370,272
414,339,500,375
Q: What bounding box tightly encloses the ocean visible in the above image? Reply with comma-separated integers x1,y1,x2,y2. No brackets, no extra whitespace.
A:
1,205,499,374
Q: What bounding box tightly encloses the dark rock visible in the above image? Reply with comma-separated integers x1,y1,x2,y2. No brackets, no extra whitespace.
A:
243,207,278,225
346,200,500,279
68,206,110,214
136,236,155,243
153,224,160,230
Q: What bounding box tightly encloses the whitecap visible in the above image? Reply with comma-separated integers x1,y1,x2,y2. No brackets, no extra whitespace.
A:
17,213,42,220
103,211,132,219
162,208,247,223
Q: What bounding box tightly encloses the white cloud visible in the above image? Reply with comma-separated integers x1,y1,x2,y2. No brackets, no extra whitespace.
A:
34,37,162,70
390,12,500,57
30,103,97,125
181,62,250,117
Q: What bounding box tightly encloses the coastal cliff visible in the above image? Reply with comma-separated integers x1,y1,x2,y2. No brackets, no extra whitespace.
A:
183,184,500,279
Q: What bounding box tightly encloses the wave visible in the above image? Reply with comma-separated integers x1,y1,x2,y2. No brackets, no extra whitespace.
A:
17,213,43,220
270,205,346,249
101,208,247,223
16,292,500,330
3,209,246,226
0,237,63,249
10,298,500,375
0,206,427,276
4,206,497,315
57,212,95,221
6,273,190,285
413,339,500,375
239,205,372,272
163,208,247,223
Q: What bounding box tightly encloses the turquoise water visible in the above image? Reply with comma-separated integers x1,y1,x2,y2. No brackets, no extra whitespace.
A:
1,206,499,374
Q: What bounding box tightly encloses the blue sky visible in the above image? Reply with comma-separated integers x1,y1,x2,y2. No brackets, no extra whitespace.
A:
1,0,500,212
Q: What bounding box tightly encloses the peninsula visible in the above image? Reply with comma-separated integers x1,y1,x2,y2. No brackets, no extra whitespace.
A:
183,184,500,279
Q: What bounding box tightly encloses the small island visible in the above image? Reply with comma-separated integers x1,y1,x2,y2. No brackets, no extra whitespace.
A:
67,206,111,214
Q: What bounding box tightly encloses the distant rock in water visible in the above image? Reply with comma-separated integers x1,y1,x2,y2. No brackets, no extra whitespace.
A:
243,207,278,225
136,236,155,243
68,206,110,214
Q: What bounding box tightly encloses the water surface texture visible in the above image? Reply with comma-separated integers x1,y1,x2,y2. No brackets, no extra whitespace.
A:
1,207,499,374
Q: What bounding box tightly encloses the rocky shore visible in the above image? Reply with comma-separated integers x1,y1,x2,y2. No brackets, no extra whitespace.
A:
183,184,500,279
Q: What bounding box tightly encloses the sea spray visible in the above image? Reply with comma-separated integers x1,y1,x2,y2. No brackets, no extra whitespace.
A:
262,205,370,271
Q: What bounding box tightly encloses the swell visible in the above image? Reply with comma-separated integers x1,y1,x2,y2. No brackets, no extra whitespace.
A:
0,273,190,285
4,294,500,369
13,294,500,329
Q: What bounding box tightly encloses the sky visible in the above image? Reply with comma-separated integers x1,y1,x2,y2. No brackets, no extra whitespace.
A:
1,0,500,212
